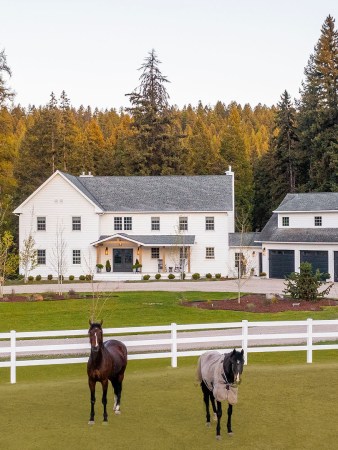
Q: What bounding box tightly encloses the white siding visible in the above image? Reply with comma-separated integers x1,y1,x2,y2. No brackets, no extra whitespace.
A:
278,212,338,228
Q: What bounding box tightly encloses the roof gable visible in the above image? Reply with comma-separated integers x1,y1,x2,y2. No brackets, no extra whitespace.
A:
274,193,338,212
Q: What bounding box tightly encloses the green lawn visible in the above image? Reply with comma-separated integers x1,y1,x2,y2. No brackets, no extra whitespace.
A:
1,355,338,450
1,291,338,332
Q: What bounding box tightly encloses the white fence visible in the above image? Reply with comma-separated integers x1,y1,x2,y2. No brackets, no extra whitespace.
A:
1,318,338,384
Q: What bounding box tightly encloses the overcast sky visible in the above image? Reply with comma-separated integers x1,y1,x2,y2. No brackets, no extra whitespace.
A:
2,0,337,110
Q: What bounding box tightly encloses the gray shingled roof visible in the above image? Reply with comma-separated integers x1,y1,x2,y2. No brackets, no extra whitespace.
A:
61,172,233,212
259,214,338,242
229,232,262,247
275,193,338,212
91,234,196,246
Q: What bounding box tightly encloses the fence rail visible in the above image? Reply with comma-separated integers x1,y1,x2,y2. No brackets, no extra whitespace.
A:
1,318,338,384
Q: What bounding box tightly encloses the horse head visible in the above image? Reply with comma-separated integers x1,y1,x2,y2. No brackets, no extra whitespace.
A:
88,320,104,353
226,349,244,384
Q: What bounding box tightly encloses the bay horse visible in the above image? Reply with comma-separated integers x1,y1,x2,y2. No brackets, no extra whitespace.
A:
87,320,127,424
197,349,244,439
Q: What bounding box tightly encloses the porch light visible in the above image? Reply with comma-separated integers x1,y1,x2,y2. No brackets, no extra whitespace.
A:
252,251,256,256
105,247,108,255
137,246,140,255
262,247,266,255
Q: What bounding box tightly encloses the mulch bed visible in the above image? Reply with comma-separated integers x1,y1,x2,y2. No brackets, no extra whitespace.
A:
182,294,338,313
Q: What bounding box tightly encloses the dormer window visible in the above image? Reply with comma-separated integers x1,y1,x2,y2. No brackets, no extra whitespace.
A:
282,217,289,227
314,216,322,227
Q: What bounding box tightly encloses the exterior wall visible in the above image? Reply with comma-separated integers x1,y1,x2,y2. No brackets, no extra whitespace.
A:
228,247,261,278
278,212,338,228
99,211,232,277
262,242,338,281
17,174,99,278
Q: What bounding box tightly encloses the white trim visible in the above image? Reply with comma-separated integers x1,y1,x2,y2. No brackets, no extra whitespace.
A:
13,171,103,214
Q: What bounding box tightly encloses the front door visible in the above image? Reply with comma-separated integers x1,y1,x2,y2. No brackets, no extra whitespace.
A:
113,249,133,272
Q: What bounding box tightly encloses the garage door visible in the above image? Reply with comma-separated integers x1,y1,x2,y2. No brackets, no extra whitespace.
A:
300,250,328,274
334,252,338,282
269,250,295,279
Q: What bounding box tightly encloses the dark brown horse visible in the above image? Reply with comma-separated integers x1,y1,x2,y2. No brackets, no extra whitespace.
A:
87,320,127,424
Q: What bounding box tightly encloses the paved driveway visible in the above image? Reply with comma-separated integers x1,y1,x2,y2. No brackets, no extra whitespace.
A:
4,278,338,298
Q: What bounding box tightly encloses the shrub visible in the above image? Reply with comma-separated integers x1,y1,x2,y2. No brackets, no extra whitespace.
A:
28,275,34,282
79,275,86,281
85,274,92,281
283,261,333,301
155,273,161,280
215,273,221,279
69,275,74,281
168,273,175,280
259,272,267,277
47,274,53,280
105,260,111,272
205,273,212,279
35,275,42,281
68,289,76,296
143,274,150,280
192,273,200,280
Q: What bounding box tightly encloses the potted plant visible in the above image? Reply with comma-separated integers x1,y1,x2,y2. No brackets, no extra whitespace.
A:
132,258,142,272
105,260,111,272
96,263,104,273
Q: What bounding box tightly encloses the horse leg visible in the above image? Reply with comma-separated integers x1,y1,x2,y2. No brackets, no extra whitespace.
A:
201,382,211,426
101,379,109,422
88,378,96,424
112,377,123,414
210,391,217,421
216,401,223,440
227,404,233,434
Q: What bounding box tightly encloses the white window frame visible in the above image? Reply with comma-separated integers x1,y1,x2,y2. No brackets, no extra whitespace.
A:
205,216,215,231
72,216,81,231
151,217,160,231
124,217,132,231
114,217,122,231
151,247,160,259
72,249,81,265
37,249,46,265
206,247,215,259
179,216,188,231
282,216,289,227
37,217,46,231
314,216,322,227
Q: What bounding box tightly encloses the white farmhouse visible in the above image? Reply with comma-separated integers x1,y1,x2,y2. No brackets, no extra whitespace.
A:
258,193,338,281
14,169,235,280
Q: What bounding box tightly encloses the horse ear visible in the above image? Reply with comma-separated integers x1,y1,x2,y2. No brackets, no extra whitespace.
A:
232,348,236,355
241,349,244,355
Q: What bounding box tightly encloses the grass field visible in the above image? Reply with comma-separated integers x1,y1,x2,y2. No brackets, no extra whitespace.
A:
1,291,338,332
1,354,338,450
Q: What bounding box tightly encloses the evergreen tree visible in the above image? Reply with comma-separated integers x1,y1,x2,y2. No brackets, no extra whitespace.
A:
125,49,185,175
272,90,299,203
298,15,338,190
0,49,14,106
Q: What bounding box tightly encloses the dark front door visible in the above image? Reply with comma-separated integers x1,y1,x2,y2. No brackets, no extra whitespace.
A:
113,249,133,272
334,252,338,282
269,250,295,279
300,250,328,274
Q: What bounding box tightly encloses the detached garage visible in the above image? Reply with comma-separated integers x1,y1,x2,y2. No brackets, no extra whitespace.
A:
300,250,328,274
269,250,295,279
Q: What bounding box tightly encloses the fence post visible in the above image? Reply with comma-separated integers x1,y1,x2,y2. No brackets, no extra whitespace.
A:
242,320,248,365
171,323,177,368
10,330,16,384
306,318,313,363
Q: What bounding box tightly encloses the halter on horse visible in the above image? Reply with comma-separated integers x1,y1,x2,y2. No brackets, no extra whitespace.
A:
197,349,244,439
87,320,128,424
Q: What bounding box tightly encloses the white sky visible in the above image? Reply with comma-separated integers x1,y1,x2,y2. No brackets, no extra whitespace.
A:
1,0,338,110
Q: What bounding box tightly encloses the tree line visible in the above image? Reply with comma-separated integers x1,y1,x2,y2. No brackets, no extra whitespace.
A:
0,15,337,249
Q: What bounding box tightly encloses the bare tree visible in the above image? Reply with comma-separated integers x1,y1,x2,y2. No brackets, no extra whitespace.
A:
20,234,38,283
169,223,188,280
49,222,67,296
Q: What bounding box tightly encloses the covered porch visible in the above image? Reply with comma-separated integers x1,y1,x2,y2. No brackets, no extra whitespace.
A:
90,233,195,280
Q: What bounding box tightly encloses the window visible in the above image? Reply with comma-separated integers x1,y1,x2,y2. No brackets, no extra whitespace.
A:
180,247,188,259
314,216,322,227
124,217,132,230
37,217,46,231
72,216,81,231
151,247,160,259
206,247,215,259
114,217,122,231
205,217,215,230
37,249,46,265
151,217,160,231
179,216,188,231
235,252,242,268
72,250,81,265
282,217,289,227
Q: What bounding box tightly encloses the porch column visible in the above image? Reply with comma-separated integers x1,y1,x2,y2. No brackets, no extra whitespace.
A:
163,247,166,273
188,246,191,273
96,246,101,265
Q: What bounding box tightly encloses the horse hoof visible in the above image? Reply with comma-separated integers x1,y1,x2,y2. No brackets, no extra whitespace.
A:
228,432,233,436
88,421,95,425
205,422,211,428
216,435,221,440
213,414,217,421
102,421,108,425
115,410,121,415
